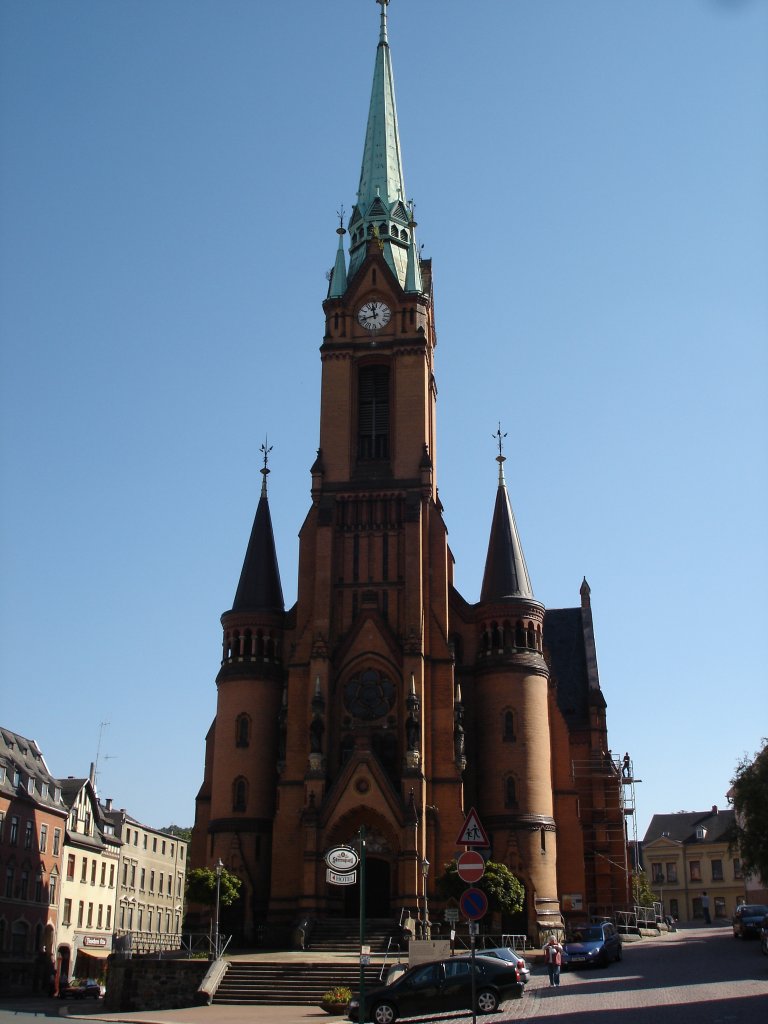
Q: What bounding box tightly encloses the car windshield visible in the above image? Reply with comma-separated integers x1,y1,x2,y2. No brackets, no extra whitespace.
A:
571,926,603,941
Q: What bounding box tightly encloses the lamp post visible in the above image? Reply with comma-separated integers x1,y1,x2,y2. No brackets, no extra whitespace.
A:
213,858,224,960
421,858,430,939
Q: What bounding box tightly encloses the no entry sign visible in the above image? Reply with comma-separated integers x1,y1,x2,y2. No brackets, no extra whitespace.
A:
459,886,488,921
457,850,485,884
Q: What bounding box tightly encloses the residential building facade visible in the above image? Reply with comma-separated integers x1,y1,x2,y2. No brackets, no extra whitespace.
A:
107,809,188,955
191,0,627,946
0,728,66,992
642,806,743,923
57,777,120,986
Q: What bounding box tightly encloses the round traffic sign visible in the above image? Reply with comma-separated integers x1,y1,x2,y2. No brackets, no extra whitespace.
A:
457,850,485,884
459,886,488,921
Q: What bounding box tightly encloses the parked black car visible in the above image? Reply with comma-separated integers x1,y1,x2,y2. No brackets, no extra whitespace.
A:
760,913,768,956
60,979,104,1000
347,954,523,1023
732,904,768,939
563,921,622,967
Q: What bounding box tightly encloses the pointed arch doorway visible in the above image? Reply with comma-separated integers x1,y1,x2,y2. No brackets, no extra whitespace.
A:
343,857,391,918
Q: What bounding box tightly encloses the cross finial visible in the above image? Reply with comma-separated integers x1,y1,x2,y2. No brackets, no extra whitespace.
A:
260,437,273,496
336,204,345,233
493,422,507,483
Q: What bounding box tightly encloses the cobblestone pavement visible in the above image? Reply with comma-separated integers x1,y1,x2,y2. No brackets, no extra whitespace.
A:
1,925,765,1024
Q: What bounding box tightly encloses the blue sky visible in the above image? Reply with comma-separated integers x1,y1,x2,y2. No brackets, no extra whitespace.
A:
1,0,766,846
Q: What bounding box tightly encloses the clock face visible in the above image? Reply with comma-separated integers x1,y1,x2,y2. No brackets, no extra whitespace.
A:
357,300,391,331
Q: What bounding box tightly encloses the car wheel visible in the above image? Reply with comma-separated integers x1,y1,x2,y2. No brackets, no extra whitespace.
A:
476,988,499,1013
372,1001,397,1024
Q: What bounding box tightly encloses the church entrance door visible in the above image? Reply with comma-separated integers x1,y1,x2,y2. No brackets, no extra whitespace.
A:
343,857,391,918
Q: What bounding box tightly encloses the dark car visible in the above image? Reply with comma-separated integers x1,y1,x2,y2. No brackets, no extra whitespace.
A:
760,914,768,956
60,978,104,1000
348,954,523,1024
563,922,622,967
472,946,531,984
732,903,768,939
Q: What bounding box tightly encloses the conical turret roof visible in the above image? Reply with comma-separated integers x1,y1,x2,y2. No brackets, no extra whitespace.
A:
480,452,534,602
231,468,284,614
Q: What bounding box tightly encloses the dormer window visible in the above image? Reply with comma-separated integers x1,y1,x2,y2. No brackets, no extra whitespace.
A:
696,826,707,840
28,778,35,795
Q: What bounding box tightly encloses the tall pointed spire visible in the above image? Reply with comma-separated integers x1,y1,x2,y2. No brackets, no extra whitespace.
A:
231,440,284,613
480,425,534,602
328,211,348,299
344,0,417,291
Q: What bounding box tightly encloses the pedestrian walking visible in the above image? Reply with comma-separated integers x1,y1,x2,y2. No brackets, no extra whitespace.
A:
701,891,711,925
544,934,564,987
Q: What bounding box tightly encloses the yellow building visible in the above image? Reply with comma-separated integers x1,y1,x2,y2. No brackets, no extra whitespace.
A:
642,807,744,923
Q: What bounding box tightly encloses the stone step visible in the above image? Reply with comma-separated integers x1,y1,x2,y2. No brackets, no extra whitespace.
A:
214,961,384,1006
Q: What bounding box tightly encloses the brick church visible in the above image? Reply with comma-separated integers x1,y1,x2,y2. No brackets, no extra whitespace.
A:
190,0,627,946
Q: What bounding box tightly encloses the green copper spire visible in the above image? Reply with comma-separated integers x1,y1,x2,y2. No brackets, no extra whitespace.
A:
328,213,348,299
342,0,419,292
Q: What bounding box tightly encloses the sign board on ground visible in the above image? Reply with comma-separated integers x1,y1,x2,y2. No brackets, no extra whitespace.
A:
326,868,357,886
457,850,486,883
455,807,490,847
408,940,451,966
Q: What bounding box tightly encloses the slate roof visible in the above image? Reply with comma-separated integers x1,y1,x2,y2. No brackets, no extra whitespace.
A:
0,725,65,813
479,473,534,602
643,808,735,845
544,607,593,727
231,487,284,614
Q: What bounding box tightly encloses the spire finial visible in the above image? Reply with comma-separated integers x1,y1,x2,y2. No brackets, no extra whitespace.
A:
493,422,507,484
260,437,273,497
377,0,389,45
336,204,346,234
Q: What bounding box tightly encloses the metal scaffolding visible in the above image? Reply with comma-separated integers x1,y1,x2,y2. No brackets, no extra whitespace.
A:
570,752,638,915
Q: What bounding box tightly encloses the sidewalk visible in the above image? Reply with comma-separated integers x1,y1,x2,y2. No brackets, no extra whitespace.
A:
0,995,332,1024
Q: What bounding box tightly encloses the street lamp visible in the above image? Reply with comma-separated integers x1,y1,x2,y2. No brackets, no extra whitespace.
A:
421,858,430,939
213,858,224,960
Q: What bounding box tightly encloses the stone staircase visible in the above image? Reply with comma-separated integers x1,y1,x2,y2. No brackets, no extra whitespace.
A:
308,917,396,953
213,960,385,1006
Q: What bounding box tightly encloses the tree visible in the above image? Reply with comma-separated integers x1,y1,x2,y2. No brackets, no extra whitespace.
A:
435,859,525,916
631,870,657,908
162,825,192,842
728,739,768,884
185,866,242,908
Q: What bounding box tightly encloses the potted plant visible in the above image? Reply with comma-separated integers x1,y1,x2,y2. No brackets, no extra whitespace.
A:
320,985,352,1015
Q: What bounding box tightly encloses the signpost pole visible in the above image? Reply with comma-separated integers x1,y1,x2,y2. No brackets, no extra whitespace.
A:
470,919,477,1024
359,825,367,1024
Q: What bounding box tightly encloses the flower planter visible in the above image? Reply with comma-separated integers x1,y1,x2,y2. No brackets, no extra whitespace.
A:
320,1000,349,1015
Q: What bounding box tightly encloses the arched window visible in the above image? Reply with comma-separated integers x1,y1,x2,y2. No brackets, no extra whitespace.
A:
505,776,518,808
503,711,516,742
235,714,250,748
232,777,248,812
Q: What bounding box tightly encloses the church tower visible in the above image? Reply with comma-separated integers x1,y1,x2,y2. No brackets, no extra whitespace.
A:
192,0,625,947
267,0,465,927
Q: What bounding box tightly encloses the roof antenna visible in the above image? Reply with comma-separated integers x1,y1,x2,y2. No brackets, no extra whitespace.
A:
93,721,115,794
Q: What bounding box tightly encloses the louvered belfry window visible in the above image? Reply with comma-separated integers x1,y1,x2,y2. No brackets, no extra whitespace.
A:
358,365,389,460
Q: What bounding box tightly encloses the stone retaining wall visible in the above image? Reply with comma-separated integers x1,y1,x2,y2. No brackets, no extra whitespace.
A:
104,958,210,1012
